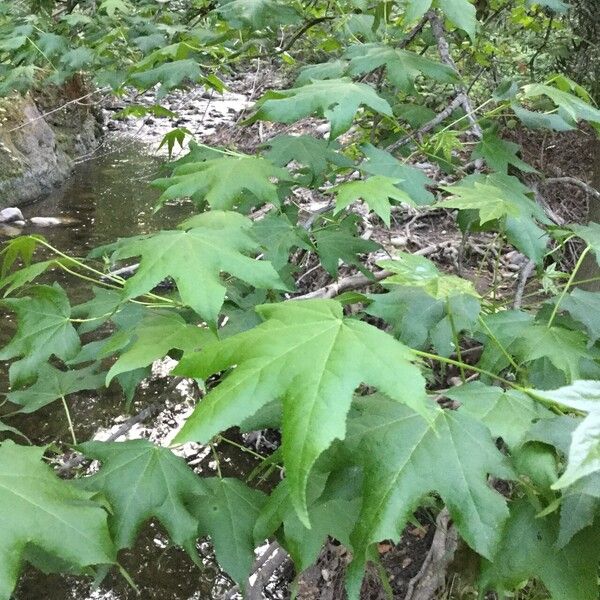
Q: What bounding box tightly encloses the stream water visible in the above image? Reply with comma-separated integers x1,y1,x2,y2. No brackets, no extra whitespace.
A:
0,142,257,599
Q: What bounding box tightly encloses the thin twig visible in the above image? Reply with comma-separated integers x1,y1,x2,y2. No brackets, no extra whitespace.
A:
426,10,483,139
513,259,536,309
543,176,600,201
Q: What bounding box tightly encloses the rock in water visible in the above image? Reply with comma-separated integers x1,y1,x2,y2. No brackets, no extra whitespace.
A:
29,216,78,227
0,207,24,223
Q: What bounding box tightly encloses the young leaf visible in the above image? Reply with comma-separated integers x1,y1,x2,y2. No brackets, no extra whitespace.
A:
515,325,589,381
344,43,458,92
345,395,511,597
130,60,202,97
523,84,600,125
480,499,599,600
249,79,393,140
78,440,206,560
173,299,431,523
153,156,290,209
7,363,105,414
102,211,287,323
440,181,521,224
378,253,479,298
332,176,414,226
194,478,267,586
0,284,80,386
105,312,216,384
0,441,115,600
446,381,552,449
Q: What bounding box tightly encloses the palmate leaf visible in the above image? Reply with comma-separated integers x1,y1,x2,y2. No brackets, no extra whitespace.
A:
472,129,537,174
534,382,600,489
313,224,380,277
0,441,115,600
561,288,600,344
6,363,105,414
523,84,600,125
446,381,552,448
173,299,431,523
153,156,291,209
344,43,458,92
332,176,414,226
344,395,511,598
193,478,267,586
366,287,480,356
263,134,353,184
480,499,599,600
449,173,549,263
102,211,287,323
359,144,434,206
377,253,479,298
251,212,311,271
79,440,206,561
104,312,215,384
249,78,393,140
0,284,80,386
255,469,360,572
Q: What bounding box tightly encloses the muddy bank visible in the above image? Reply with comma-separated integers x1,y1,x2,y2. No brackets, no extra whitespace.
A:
0,76,102,207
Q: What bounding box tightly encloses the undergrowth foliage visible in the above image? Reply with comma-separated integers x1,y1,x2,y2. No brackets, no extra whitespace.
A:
0,0,599,598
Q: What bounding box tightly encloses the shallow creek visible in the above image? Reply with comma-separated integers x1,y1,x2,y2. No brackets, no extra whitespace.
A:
0,142,258,599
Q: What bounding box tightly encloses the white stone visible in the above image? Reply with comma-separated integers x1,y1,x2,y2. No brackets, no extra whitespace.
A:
0,207,24,223
29,216,63,226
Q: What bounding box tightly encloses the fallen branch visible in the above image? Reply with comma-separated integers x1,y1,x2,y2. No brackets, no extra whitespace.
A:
404,508,458,600
543,176,600,201
296,244,439,300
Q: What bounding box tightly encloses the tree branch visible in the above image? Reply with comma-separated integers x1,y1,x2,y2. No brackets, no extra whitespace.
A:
295,244,439,300
426,10,483,139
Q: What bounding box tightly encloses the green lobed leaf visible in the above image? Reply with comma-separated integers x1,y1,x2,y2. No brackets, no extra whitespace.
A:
249,78,393,140
101,211,287,323
313,225,380,277
360,144,435,206
105,312,216,384
215,0,301,28
173,299,431,523
262,134,353,184
7,363,105,414
0,284,80,386
332,175,414,226
193,478,267,586
344,395,511,597
0,441,115,600
78,440,206,560
153,156,291,209
473,129,537,174
344,43,458,92
446,381,552,448
480,499,599,600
